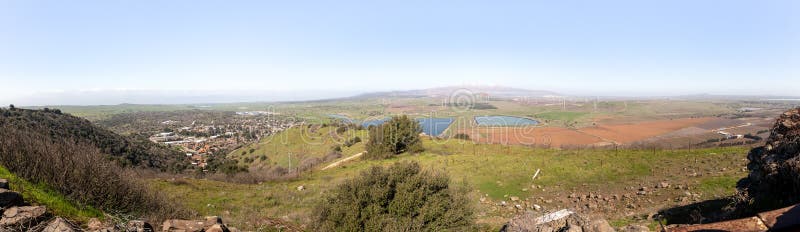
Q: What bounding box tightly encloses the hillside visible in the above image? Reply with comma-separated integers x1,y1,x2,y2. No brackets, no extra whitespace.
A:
0,107,188,231
155,133,751,230
0,107,187,171
227,123,367,170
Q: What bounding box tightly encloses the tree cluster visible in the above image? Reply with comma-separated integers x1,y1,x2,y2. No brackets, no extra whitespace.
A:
364,115,424,159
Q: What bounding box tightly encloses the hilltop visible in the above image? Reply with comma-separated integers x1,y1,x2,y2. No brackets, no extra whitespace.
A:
0,106,187,171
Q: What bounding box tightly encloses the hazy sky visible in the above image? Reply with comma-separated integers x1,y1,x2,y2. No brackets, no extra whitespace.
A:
1,0,798,105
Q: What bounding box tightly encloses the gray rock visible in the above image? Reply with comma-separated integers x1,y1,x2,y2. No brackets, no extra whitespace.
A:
0,179,8,190
620,225,649,232
125,220,154,232
583,219,615,232
162,216,228,232
87,217,105,231
0,206,47,229
42,217,78,232
501,209,588,232
162,219,205,232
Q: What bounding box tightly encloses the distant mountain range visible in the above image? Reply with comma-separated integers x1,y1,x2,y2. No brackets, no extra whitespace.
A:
353,85,562,99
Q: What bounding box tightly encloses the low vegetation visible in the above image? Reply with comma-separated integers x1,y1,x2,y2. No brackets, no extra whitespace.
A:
313,161,474,231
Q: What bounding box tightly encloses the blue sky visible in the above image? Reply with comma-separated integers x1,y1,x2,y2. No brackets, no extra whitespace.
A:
1,0,798,105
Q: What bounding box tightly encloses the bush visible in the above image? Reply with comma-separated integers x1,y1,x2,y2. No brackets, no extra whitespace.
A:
331,145,342,153
453,133,471,140
364,115,424,159
343,136,362,147
313,161,474,231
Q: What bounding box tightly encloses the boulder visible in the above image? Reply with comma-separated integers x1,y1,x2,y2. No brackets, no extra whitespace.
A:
162,216,228,232
620,225,649,232
0,189,23,208
125,220,154,232
42,217,78,232
87,218,104,231
0,206,47,228
206,224,230,232
501,209,588,232
0,179,8,189
162,219,205,232
585,219,615,232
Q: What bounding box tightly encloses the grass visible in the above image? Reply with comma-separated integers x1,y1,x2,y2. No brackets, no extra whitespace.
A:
152,134,751,230
0,165,103,223
697,176,741,197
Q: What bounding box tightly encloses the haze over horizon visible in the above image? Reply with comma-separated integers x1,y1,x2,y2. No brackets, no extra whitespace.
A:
2,0,798,105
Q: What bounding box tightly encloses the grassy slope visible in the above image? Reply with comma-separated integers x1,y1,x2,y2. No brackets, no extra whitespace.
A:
153,136,749,231
227,126,368,168
0,165,103,223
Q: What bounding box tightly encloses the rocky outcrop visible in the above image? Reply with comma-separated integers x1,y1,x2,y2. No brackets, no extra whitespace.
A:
0,179,8,190
500,209,616,232
740,108,800,209
668,108,800,231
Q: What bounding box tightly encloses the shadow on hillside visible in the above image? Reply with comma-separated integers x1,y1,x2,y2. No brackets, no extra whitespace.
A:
658,198,738,225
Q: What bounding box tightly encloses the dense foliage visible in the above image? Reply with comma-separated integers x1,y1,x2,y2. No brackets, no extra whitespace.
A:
0,108,186,171
0,107,186,221
365,115,424,159
313,161,474,231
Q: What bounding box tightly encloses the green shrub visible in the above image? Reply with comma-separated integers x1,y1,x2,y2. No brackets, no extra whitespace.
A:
364,115,424,159
313,161,474,231
453,133,471,140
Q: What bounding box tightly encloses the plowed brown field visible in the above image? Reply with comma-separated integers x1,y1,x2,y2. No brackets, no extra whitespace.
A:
578,117,714,143
461,127,604,147
464,117,715,146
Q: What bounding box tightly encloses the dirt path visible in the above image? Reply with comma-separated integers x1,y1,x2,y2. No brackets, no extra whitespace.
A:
322,151,365,170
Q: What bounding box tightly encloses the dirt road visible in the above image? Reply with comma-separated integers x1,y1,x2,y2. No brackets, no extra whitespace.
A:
322,151,365,170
